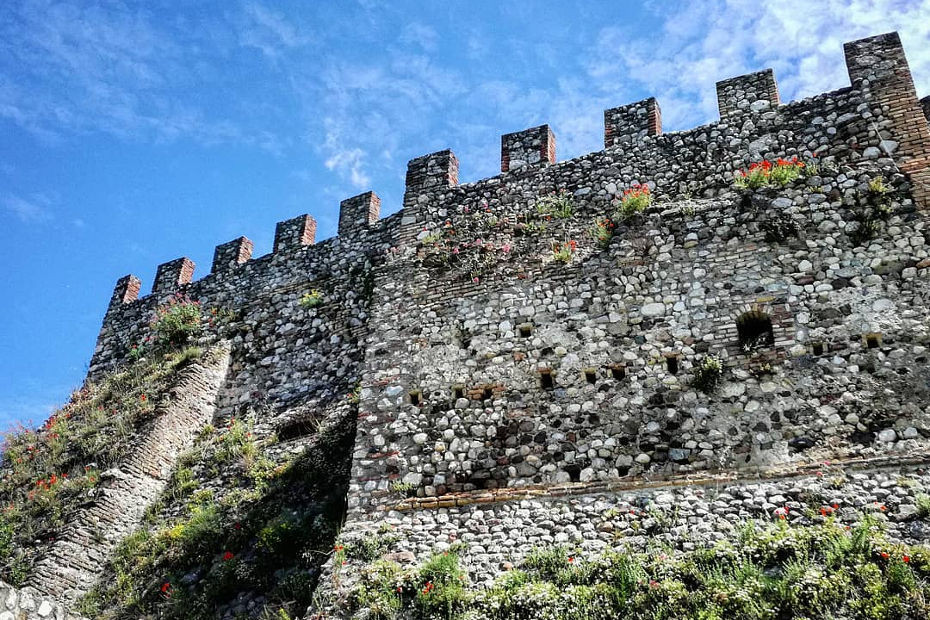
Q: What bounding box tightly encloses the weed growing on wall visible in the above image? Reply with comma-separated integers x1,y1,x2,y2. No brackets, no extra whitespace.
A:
343,517,930,620
691,355,723,393
734,158,805,190
152,294,203,348
0,347,203,584
299,289,324,309
617,183,651,217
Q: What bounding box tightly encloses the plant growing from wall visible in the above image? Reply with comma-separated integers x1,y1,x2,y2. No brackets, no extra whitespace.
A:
734,158,805,190
617,183,651,217
418,203,512,282
343,517,930,620
299,289,324,309
691,355,723,393
152,294,203,348
850,176,894,246
0,346,202,585
551,240,577,263
590,217,616,247
760,212,801,243
535,190,574,219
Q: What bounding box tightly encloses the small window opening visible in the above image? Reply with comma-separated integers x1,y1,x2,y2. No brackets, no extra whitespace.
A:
452,385,465,400
519,324,534,338
737,310,774,353
481,387,494,400
865,333,881,349
812,341,824,356
408,390,422,406
539,370,554,389
610,365,626,380
583,368,597,384
665,355,680,374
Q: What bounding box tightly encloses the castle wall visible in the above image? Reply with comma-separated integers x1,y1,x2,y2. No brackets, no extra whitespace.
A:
68,31,930,617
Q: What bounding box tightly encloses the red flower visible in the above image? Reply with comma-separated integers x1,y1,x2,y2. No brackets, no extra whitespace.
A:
160,582,172,598
903,555,911,563
881,552,890,559
222,551,234,561
567,556,574,563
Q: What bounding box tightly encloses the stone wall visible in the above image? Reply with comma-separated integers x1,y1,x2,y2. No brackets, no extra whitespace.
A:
0,582,86,620
28,343,232,604
45,30,930,618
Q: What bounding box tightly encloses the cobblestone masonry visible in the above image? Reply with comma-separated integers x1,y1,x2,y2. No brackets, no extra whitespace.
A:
0,582,86,620
27,343,232,604
25,31,930,614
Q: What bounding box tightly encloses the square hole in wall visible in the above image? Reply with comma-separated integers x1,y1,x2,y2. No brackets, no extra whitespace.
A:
519,323,534,338
609,365,626,380
665,355,680,374
865,333,882,349
583,368,597,384
481,386,494,400
408,390,422,406
812,342,824,356
452,385,465,400
539,369,554,389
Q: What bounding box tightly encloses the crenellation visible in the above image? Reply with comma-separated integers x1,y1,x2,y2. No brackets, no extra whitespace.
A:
500,124,556,172
338,191,381,236
151,257,194,297
403,149,459,205
211,236,253,273
604,97,661,149
107,274,141,311
715,68,780,118
273,214,317,252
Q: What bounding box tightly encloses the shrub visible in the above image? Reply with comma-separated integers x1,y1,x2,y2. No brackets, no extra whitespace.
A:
618,184,651,216
692,355,723,393
152,295,202,348
552,240,577,263
590,218,615,247
536,190,574,219
734,158,805,190
299,290,323,309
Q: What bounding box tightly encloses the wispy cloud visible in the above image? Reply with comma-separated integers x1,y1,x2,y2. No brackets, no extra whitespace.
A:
400,22,439,52
238,2,309,59
587,0,930,130
2,193,53,223
0,0,291,150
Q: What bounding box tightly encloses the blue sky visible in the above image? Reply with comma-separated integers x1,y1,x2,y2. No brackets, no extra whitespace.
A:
1,0,929,429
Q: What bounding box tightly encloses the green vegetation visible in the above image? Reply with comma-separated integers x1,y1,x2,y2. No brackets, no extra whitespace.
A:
0,346,203,584
299,289,324,309
617,184,652,217
691,355,723,394
152,295,203,347
77,417,356,620
344,517,930,620
535,190,574,220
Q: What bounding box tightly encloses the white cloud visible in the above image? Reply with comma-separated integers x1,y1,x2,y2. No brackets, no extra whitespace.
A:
587,0,930,131
400,22,439,52
239,2,308,59
2,193,52,223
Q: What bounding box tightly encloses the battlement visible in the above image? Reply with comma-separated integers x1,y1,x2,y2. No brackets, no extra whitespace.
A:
42,30,930,618
96,31,930,366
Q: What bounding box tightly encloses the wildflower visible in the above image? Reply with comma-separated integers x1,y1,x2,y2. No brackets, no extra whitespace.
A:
222,551,234,561
903,555,911,563
160,582,172,598
141,394,147,403
473,277,479,283
567,556,574,563
881,552,890,559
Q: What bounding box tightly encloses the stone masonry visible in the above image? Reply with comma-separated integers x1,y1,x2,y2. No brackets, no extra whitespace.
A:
17,31,930,616
28,343,231,605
